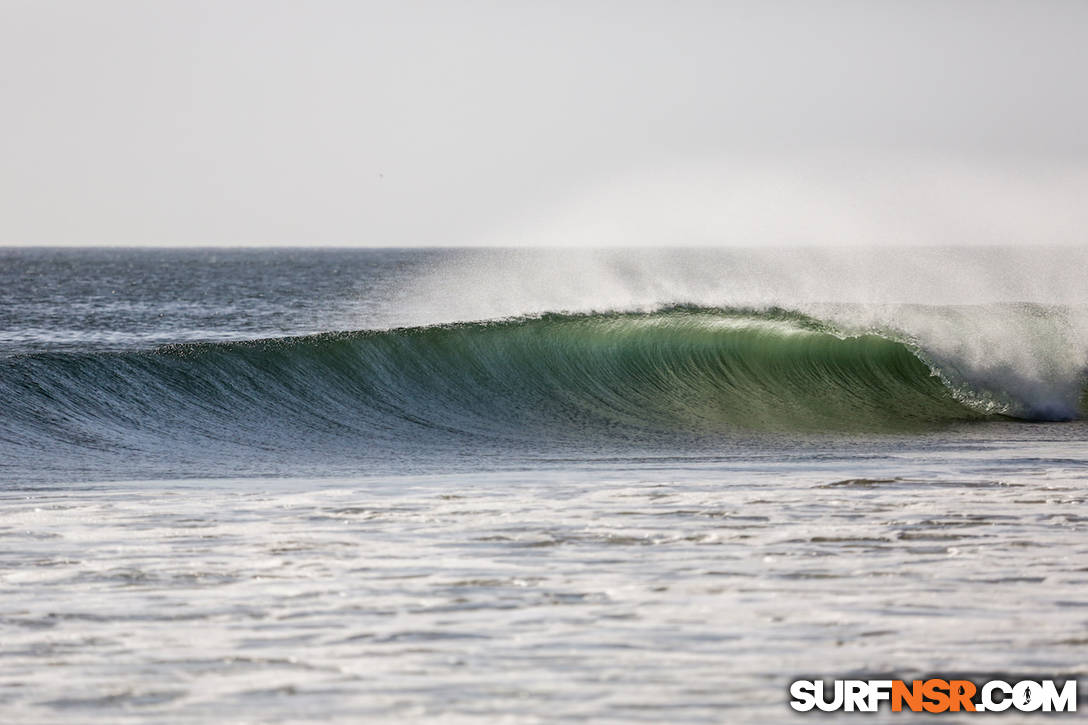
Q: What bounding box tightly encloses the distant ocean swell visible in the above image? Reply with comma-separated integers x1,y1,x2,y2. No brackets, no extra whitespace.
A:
4,306,1083,471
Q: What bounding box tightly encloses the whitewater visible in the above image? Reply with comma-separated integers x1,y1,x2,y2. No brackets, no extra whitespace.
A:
0,247,1085,723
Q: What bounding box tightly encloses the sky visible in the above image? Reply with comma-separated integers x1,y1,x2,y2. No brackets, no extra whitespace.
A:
2,0,1087,246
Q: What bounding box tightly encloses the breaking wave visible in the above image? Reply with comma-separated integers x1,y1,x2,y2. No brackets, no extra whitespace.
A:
1,305,1084,480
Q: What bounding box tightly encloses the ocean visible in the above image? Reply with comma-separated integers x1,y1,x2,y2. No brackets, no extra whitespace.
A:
1,247,1085,722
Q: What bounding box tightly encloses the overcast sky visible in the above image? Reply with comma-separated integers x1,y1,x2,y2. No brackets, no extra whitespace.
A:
2,0,1087,246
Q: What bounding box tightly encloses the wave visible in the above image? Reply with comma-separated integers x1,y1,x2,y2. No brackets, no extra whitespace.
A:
1,306,1083,478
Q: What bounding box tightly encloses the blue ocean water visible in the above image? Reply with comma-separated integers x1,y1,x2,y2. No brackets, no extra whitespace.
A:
0,247,1085,722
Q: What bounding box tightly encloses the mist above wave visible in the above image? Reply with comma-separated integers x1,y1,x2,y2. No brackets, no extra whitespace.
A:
397,247,1088,420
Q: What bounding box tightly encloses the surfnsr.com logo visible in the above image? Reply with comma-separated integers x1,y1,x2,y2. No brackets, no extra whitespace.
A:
789,678,1077,713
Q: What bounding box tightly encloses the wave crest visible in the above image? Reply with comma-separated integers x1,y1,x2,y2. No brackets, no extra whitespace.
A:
8,306,1069,464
